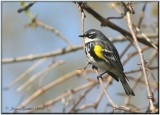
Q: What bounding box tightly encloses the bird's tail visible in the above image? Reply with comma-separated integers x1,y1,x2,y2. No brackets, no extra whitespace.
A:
119,73,135,96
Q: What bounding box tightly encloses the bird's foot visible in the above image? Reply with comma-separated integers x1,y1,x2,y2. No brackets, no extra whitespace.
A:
97,71,108,81
77,62,91,71
92,65,98,71
83,62,91,70
97,75,103,81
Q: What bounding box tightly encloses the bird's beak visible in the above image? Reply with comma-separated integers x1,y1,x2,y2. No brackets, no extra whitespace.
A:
78,34,85,37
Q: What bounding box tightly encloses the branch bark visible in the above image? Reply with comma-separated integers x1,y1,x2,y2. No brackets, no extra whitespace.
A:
75,2,157,48
15,69,93,112
126,12,156,113
2,45,82,64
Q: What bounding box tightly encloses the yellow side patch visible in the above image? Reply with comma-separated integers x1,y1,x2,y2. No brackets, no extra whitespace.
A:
94,44,105,59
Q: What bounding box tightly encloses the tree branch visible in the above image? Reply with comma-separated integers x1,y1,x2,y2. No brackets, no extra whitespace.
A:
136,2,147,29
69,84,96,113
17,1,36,13
3,59,46,90
17,60,64,92
2,45,82,64
27,80,98,113
29,19,74,47
126,11,156,113
15,69,94,112
99,78,139,113
75,2,157,48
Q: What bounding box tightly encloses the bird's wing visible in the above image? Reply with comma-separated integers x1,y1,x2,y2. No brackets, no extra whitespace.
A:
99,41,124,72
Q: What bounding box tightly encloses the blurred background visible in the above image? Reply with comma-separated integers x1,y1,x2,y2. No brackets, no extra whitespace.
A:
2,1,158,113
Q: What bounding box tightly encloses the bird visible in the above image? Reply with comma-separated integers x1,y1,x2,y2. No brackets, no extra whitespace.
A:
79,29,135,96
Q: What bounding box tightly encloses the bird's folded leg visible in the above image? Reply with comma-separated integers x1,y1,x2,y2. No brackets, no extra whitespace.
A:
83,61,91,70
77,61,91,71
97,71,108,81
92,65,98,70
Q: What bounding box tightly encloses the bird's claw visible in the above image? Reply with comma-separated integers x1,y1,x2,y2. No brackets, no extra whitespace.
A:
97,75,103,81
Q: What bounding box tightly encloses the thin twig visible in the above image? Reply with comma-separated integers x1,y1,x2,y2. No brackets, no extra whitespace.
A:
3,32,157,64
137,2,147,29
120,42,132,58
128,77,155,88
19,2,73,47
74,2,156,48
126,12,156,113
99,77,139,113
111,2,157,49
69,84,96,113
93,68,138,113
75,76,113,112
2,45,82,64
3,59,46,90
75,103,97,112
147,51,158,87
125,66,157,74
98,78,117,109
111,33,157,43
28,18,73,47
27,80,98,113
94,77,113,109
134,26,158,49
30,19,73,47
16,69,94,112
122,46,150,65
76,2,85,49
17,60,64,92
17,1,36,13
124,49,158,106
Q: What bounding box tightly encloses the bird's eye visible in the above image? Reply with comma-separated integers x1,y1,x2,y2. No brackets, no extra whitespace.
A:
87,33,96,39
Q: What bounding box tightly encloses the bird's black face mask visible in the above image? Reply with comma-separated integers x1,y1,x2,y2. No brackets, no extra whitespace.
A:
79,33,96,39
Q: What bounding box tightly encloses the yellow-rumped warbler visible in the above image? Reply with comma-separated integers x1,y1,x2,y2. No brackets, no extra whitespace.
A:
79,29,135,96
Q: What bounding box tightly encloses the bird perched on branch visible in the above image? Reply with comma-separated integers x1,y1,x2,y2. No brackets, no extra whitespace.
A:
79,29,135,96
